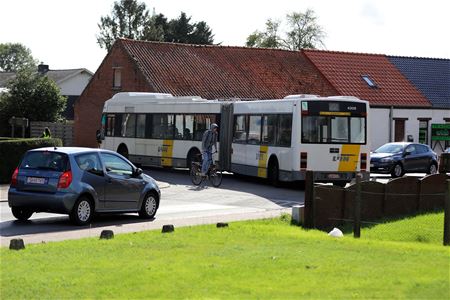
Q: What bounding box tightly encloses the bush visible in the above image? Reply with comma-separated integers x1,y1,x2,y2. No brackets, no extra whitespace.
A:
0,138,62,184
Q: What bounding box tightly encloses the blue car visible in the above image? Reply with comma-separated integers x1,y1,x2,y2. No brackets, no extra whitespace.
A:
8,147,160,225
370,142,438,178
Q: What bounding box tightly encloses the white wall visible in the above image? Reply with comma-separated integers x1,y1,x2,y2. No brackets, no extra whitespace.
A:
58,72,91,96
370,107,449,154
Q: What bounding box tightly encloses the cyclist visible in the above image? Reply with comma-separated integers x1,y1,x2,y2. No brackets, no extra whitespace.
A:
201,123,218,177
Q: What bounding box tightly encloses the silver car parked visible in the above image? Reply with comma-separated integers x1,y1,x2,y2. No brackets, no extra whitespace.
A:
8,147,160,225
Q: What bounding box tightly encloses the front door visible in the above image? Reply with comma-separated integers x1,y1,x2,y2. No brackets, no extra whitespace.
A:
100,153,143,210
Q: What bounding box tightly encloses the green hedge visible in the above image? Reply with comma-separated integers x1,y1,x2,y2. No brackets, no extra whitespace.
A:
0,138,63,184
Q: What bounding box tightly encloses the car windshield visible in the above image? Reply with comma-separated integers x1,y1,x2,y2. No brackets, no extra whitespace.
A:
20,151,69,172
374,144,404,154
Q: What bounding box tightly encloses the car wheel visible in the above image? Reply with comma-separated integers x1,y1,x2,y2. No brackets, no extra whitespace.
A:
70,196,94,225
427,163,437,175
391,163,404,178
139,192,158,219
11,207,33,221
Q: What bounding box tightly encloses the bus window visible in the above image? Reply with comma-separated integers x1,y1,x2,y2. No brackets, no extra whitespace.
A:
152,114,165,139
331,117,348,142
277,114,292,147
350,117,366,143
145,114,153,139
152,114,174,139
302,115,366,144
248,115,261,145
262,115,277,145
114,114,122,137
233,115,247,143
174,115,184,140
121,114,136,138
193,114,216,141
302,116,326,143
184,115,194,140
106,114,115,136
136,114,146,138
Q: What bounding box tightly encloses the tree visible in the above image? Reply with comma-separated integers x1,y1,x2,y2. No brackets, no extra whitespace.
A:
0,43,38,72
246,9,325,50
190,21,214,45
246,19,281,48
0,70,67,136
282,10,326,50
97,0,150,50
97,1,215,50
166,12,194,44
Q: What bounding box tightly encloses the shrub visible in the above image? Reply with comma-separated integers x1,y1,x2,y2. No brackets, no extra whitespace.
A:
0,138,62,184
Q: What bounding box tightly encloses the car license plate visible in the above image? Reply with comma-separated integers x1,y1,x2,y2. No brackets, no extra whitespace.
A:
327,173,340,179
27,177,46,184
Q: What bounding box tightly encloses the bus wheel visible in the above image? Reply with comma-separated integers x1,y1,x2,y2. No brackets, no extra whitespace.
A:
117,144,129,159
268,159,279,187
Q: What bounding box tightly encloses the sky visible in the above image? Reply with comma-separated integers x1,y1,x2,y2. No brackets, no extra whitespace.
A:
1,0,449,73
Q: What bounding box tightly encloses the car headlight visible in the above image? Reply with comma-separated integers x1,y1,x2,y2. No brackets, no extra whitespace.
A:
380,157,393,162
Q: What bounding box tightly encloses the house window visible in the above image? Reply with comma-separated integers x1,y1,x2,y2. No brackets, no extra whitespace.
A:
418,119,429,144
361,75,377,88
113,68,122,88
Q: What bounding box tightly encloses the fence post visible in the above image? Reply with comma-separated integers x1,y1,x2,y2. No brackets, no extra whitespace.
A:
304,170,314,229
353,173,362,238
444,180,450,246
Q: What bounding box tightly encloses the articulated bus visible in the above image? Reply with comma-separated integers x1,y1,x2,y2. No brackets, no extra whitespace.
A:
101,92,370,185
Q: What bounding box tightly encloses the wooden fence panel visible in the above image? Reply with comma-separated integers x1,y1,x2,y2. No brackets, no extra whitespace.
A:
345,181,384,221
30,121,74,146
384,177,420,217
314,185,345,230
419,174,447,211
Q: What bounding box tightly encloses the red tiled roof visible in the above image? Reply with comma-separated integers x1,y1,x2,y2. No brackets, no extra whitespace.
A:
118,38,338,99
303,49,431,107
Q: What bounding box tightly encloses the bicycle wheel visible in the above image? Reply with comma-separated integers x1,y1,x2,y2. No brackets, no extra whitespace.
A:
190,163,203,185
209,165,223,187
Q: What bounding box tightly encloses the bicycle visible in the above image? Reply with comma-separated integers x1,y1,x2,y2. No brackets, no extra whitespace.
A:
190,152,222,187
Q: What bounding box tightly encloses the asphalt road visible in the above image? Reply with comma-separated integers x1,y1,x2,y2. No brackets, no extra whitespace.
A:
0,168,304,246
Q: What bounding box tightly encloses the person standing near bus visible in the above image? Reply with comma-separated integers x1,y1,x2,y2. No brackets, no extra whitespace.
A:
201,123,218,176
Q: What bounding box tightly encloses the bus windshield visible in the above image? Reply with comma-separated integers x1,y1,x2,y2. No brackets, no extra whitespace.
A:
302,115,366,144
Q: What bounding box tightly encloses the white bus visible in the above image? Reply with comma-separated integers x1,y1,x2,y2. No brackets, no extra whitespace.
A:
101,92,370,185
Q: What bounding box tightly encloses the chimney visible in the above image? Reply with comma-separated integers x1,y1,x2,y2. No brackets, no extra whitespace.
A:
38,63,49,74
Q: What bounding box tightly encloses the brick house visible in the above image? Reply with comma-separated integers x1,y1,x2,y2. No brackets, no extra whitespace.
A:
74,38,338,147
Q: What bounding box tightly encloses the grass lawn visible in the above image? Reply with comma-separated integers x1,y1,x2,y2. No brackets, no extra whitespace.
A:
1,214,449,299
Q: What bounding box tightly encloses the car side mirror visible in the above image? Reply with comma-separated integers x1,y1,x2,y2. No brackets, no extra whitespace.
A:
134,168,143,177
404,150,412,157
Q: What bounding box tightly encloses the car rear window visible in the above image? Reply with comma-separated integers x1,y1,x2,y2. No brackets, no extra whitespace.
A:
20,151,69,172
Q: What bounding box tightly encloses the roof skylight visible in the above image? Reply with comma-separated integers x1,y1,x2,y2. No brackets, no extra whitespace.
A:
362,75,377,88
